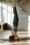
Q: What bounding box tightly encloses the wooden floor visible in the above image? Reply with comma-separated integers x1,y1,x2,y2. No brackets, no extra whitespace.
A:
0,40,30,45
0,30,30,45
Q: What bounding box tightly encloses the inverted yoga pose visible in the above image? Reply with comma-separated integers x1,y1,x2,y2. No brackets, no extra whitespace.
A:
9,0,19,41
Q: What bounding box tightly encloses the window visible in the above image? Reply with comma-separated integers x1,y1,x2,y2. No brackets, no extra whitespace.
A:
28,16,30,31
0,2,14,27
3,9,7,22
0,8,1,22
0,2,1,22
28,16,30,37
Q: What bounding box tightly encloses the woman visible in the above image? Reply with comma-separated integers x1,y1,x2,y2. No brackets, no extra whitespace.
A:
9,6,19,41
13,6,19,40
9,0,19,41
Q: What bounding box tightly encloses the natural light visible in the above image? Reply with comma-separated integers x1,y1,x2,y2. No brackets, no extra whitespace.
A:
28,16,30,37
0,2,14,27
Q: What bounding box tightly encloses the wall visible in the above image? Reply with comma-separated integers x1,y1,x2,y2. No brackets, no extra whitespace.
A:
16,5,28,31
